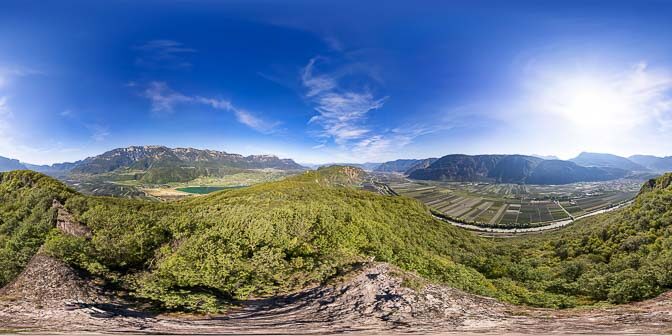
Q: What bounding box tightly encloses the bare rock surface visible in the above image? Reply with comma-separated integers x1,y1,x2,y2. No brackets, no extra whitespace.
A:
1,256,672,335
52,199,92,238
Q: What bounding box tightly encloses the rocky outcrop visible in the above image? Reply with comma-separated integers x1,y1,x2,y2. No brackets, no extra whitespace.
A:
52,200,92,239
2,261,672,334
0,254,105,308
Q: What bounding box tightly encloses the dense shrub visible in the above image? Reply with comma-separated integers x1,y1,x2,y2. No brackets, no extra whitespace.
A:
3,168,672,313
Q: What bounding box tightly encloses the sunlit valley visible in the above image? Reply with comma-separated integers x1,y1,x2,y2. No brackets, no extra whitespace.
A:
2,1,672,335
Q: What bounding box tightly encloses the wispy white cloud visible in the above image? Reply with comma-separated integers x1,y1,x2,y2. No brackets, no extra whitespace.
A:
301,56,449,161
302,57,388,146
86,124,110,142
142,81,280,134
143,81,192,113
0,65,39,89
0,97,10,143
196,97,280,134
134,39,196,69
0,96,7,112
137,40,196,54
302,57,338,97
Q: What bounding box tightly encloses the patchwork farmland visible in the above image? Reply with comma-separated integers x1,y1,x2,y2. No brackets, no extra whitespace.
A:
382,177,641,228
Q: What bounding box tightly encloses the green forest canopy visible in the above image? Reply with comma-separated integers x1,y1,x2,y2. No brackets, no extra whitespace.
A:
1,167,671,312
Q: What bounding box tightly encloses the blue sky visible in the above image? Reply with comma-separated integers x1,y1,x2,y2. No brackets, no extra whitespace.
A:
1,1,672,164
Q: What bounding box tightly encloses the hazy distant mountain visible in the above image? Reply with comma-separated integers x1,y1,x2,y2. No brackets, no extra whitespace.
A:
408,154,628,185
408,154,532,183
629,155,672,172
403,158,438,175
375,158,437,174
0,156,27,172
307,162,381,171
527,160,628,184
570,152,648,171
532,154,560,160
358,162,382,171
70,146,305,174
24,161,82,175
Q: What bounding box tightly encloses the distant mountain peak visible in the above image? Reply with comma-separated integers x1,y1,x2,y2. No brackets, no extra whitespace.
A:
407,154,628,185
570,152,648,171
629,154,672,172
532,154,560,160
374,158,437,174
0,156,27,172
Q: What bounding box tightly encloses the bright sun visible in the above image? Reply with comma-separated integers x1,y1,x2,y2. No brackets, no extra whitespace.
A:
552,77,633,128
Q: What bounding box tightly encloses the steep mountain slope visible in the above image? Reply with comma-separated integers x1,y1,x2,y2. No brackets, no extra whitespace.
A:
0,156,26,172
629,155,672,172
571,152,648,171
0,170,75,285
375,159,431,173
486,155,542,183
403,158,438,175
408,154,505,181
310,162,381,171
4,169,672,315
408,154,626,184
526,160,628,184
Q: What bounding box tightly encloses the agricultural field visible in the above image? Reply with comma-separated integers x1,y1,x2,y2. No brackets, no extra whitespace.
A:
380,175,641,228
136,170,295,200
65,169,296,200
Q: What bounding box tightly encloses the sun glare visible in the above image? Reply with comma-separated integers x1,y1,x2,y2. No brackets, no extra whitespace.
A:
543,76,637,130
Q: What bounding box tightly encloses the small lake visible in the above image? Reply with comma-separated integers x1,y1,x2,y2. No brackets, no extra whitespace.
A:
176,186,245,194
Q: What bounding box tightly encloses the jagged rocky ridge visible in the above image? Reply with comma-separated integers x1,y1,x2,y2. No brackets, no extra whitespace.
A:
0,156,26,172
69,146,305,173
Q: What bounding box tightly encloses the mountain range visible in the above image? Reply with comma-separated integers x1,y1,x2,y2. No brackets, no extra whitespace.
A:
406,154,629,184
2,146,306,184
569,152,649,172
3,149,672,185
67,146,305,174
629,155,672,172
303,162,382,171
0,156,26,172
374,158,438,175
368,152,672,185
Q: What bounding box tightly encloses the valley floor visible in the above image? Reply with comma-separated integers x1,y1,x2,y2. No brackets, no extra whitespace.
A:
1,255,671,335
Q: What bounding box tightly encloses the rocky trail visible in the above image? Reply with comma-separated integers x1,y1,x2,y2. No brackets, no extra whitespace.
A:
1,200,671,335
1,254,672,335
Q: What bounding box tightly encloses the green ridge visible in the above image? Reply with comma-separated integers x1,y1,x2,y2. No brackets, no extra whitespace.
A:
2,168,672,313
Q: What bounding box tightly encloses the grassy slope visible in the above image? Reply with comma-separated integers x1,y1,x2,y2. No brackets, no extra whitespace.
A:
2,167,672,312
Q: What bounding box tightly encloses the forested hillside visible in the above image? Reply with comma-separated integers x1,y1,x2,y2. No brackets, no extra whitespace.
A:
1,168,672,313
408,154,629,184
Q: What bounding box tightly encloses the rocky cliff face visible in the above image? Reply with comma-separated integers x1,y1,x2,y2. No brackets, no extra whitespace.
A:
52,200,92,239
69,146,305,174
375,159,427,173
0,156,26,172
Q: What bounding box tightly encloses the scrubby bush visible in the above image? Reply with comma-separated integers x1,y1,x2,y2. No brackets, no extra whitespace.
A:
3,168,672,313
